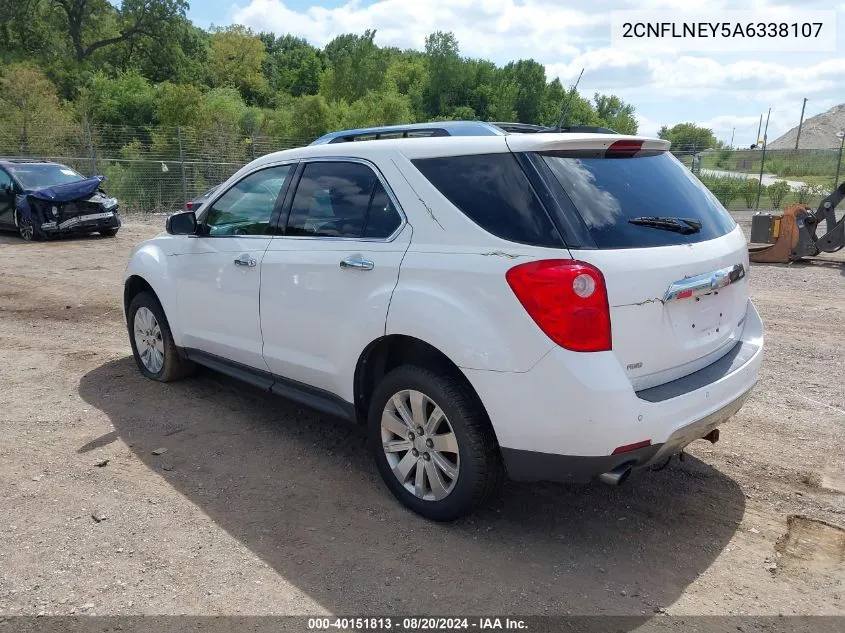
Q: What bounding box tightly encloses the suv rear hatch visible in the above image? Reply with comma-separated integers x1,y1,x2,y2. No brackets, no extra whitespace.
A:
523,140,749,391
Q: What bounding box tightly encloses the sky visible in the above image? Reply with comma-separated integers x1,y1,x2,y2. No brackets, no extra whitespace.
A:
187,0,845,147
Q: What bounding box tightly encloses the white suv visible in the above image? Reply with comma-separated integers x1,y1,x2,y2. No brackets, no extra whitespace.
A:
123,126,763,521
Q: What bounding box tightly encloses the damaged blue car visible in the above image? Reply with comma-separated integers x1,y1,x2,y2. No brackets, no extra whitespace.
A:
0,159,121,241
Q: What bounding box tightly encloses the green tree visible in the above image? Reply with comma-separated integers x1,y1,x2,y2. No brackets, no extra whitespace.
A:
291,95,332,140
423,31,463,118
501,59,546,124
384,57,428,120
53,0,188,62
86,70,155,127
261,34,322,97
154,82,205,128
321,30,387,103
658,123,717,150
208,25,267,102
0,62,73,155
592,93,637,134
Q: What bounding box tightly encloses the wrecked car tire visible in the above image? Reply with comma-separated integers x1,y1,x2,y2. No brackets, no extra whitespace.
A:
99,228,119,237
127,291,195,382
15,210,42,242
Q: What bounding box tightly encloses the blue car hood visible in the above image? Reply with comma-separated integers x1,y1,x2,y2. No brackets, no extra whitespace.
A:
23,176,105,202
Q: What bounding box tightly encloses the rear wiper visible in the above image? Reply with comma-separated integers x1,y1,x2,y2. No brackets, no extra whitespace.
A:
628,216,702,235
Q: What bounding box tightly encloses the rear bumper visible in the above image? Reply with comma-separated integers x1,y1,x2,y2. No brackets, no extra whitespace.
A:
462,300,763,483
500,389,751,482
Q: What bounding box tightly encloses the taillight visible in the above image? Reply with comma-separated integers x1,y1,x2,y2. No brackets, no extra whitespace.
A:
505,259,612,352
184,200,194,210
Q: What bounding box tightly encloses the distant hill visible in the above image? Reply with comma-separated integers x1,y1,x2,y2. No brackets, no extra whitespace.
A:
768,104,845,150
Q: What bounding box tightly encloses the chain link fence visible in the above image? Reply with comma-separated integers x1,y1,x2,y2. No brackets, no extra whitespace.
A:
670,144,843,211
1,122,843,213
0,122,313,213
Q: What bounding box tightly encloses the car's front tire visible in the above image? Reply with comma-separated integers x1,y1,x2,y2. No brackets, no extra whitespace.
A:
100,228,119,237
127,291,195,382
15,210,41,242
369,365,503,521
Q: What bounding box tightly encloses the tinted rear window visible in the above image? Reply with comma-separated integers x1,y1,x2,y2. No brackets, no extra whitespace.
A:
412,154,563,247
540,152,736,249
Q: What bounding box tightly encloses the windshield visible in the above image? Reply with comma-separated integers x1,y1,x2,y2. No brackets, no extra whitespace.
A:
9,164,85,190
539,151,736,249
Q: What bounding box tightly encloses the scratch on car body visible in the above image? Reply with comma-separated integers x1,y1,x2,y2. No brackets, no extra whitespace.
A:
480,251,523,259
391,157,445,230
612,297,665,307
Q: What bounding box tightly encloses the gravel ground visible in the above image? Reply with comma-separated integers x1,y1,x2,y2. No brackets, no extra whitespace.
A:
0,215,843,618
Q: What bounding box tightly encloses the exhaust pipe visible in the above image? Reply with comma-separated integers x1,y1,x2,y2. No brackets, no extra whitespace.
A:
599,463,633,486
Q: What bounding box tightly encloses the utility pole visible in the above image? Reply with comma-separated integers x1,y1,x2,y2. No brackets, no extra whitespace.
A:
794,97,808,150
730,128,735,149
755,108,771,210
756,113,763,147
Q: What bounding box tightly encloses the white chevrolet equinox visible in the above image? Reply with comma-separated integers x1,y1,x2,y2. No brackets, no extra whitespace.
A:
123,123,763,521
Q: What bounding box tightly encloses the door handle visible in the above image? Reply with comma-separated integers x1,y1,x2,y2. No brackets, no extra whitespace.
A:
234,254,257,267
340,257,374,271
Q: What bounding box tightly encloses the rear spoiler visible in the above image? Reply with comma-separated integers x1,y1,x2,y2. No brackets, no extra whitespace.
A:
505,134,670,155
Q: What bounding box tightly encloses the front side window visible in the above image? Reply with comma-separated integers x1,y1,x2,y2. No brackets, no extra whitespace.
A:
0,169,12,193
204,165,291,236
285,161,401,239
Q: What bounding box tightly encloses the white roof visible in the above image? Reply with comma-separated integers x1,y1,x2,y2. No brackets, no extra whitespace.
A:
250,133,670,167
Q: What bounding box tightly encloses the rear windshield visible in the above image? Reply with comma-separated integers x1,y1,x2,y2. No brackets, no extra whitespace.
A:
9,163,85,190
539,151,736,249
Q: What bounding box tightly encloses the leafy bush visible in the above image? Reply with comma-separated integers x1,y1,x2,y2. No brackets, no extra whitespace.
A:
740,178,761,208
700,175,742,208
715,148,732,169
768,180,791,209
795,184,812,204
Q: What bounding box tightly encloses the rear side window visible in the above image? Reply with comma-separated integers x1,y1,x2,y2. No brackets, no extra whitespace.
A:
540,151,736,249
286,161,401,239
412,154,563,247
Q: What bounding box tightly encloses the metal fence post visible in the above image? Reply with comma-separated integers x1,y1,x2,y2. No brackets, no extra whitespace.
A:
251,134,256,161
177,126,187,205
86,122,98,176
754,108,772,210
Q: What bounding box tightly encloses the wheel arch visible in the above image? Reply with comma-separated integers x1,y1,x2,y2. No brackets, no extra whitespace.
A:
353,334,494,434
123,275,158,316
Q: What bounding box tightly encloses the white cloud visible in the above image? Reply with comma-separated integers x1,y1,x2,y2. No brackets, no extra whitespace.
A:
231,0,844,143
233,0,604,58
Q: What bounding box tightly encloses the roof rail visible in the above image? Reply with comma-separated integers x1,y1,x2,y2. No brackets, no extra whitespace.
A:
309,120,620,145
310,120,507,145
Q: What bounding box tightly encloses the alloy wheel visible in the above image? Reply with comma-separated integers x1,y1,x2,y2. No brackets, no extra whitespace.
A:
381,389,460,501
133,307,165,374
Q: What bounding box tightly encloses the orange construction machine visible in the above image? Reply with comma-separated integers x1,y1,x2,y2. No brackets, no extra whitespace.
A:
749,182,845,263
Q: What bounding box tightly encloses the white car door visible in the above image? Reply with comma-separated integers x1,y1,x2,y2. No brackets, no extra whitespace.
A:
172,163,294,370
260,158,411,402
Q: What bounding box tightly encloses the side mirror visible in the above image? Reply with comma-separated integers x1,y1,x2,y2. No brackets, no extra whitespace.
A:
166,210,198,235
0,183,11,196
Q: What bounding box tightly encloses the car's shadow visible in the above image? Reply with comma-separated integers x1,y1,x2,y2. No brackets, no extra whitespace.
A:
0,232,115,246
79,358,746,617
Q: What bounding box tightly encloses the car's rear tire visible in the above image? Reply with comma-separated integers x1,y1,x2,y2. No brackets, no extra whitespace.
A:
127,291,195,382
100,228,119,237
369,365,503,521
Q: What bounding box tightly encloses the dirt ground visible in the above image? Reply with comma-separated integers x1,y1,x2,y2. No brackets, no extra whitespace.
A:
0,214,843,618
